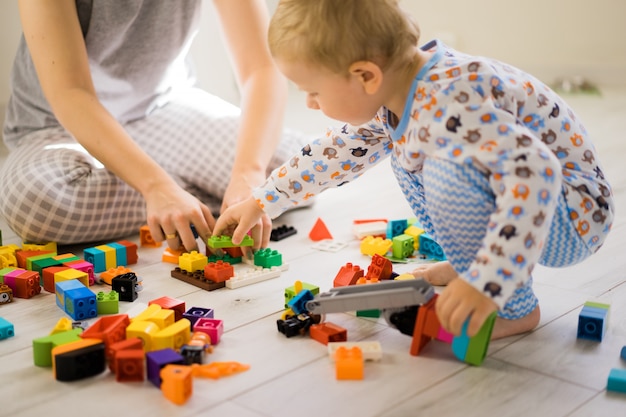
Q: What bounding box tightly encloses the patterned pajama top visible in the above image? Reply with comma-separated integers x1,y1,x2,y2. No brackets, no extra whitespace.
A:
253,40,614,308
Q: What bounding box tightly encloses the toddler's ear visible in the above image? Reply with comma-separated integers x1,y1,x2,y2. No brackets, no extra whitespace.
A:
349,61,383,95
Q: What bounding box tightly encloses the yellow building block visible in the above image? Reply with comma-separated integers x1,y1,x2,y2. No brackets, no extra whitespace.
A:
95,245,117,270
54,268,89,288
126,320,160,352
178,251,208,273
131,304,174,329
152,319,192,351
22,241,58,253
404,225,425,250
360,236,392,256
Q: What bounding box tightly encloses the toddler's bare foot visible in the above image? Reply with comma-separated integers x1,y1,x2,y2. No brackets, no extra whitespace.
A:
411,261,457,286
491,305,541,340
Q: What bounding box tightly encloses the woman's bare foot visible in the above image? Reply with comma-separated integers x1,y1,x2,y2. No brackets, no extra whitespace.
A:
491,305,541,340
411,261,458,286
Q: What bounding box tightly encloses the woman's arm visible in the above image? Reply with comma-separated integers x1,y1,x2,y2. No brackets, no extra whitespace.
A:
212,0,289,210
18,0,214,250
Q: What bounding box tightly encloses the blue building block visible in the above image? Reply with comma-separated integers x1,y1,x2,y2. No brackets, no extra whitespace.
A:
0,317,15,340
56,280,97,320
183,307,214,326
577,304,609,342
386,219,408,239
418,233,446,260
607,368,626,393
287,289,315,315
83,247,106,273
621,346,626,361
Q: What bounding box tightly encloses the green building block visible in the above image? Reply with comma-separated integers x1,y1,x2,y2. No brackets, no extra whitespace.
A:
96,290,119,315
356,309,381,318
26,252,57,271
254,248,282,268
207,235,254,249
208,253,242,265
284,282,319,309
392,234,415,259
33,328,83,367
452,311,497,366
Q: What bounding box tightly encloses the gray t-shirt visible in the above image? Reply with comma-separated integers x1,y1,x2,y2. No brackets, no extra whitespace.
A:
3,0,201,149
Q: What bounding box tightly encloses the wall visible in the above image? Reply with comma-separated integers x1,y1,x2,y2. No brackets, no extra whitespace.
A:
1,1,625,132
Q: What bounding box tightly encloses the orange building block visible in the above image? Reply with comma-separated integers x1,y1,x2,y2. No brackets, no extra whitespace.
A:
410,295,444,356
107,337,144,374
42,266,71,293
115,349,145,382
204,260,234,283
335,346,364,380
366,254,393,281
149,296,186,321
308,218,333,241
309,322,348,345
333,263,364,287
100,266,133,285
140,225,161,247
161,364,193,405
80,314,130,349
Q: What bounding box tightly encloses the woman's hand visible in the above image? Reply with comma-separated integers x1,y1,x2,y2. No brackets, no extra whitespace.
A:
145,181,215,252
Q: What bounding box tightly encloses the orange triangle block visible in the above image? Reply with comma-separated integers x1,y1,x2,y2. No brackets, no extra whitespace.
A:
309,218,333,241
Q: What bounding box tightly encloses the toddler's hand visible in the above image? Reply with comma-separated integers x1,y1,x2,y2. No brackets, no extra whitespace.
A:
435,278,498,337
213,196,270,250
411,261,458,286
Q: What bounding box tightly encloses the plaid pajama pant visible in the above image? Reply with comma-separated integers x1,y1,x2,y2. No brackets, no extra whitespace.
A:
0,88,307,244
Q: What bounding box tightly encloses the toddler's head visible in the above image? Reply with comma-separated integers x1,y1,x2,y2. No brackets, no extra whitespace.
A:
268,0,420,76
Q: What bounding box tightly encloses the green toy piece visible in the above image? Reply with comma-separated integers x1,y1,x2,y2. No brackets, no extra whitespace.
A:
207,235,254,249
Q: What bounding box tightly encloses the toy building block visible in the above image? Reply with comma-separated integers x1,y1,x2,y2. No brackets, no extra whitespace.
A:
276,313,318,338
100,266,133,285
53,253,81,263
308,217,333,241
14,249,51,269
207,251,242,265
360,235,393,257
191,362,250,379
80,314,130,349
33,328,83,367
63,259,95,286
115,349,146,382
309,322,347,345
95,244,118,271
149,296,186,321
31,256,63,276
56,280,97,321
418,233,446,260
410,296,446,356
0,317,15,340
146,348,186,387
193,318,223,345
577,301,610,342
270,225,297,241
333,263,364,287
161,364,193,405
288,289,315,315
96,291,119,315
179,250,208,273
171,267,225,291
22,241,57,252
451,311,497,366
226,265,285,289
183,307,214,327
106,242,128,266
404,224,425,250
117,240,139,265
41,266,69,293
162,246,185,264
353,220,388,239
112,272,139,301
386,219,409,239
254,248,282,268
24,252,57,271
0,250,17,269
126,320,160,352
0,284,13,304
83,247,107,273
285,281,319,309
311,239,348,252
106,337,143,374
140,224,161,247
54,267,89,288
2,268,41,299
328,341,382,362
335,346,364,380
204,260,234,283
392,234,415,260
366,254,393,281
207,234,253,249
621,345,626,361
52,338,106,382
152,319,192,351
607,368,626,394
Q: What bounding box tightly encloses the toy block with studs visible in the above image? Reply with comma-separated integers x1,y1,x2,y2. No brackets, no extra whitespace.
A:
183,307,214,327
140,224,161,247
115,349,146,382
328,341,382,362
607,368,626,394
178,251,208,273
52,338,106,382
112,272,139,302
254,248,283,268
0,317,15,340
80,314,130,349
96,290,119,315
203,260,234,283
335,346,364,380
333,263,364,287
171,267,226,291
149,296,186,321
285,281,319,309
207,235,253,249
360,235,393,257
193,318,223,345
33,328,84,367
107,337,143,373
270,225,297,241
577,301,610,342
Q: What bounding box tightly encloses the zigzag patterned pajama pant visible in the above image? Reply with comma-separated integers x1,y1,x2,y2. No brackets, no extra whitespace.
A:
0,88,307,244
391,155,592,319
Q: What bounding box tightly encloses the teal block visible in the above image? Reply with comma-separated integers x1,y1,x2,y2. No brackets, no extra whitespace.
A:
107,242,127,267
0,317,14,340
607,368,626,393
83,247,106,273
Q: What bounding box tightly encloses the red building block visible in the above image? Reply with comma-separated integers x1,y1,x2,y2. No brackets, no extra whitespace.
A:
15,250,54,269
309,322,348,345
366,254,393,281
149,296,186,321
80,314,130,349
115,349,145,382
333,263,364,287
42,266,70,293
410,295,446,356
204,260,234,283
117,240,138,265
107,337,144,374
3,269,41,298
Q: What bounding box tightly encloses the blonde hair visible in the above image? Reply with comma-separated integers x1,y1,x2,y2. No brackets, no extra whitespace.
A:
268,0,420,75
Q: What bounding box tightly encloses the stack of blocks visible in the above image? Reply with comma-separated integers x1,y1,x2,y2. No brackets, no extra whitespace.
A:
83,240,138,273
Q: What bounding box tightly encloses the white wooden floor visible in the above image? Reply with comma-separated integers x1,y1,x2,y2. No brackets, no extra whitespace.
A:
0,89,625,417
